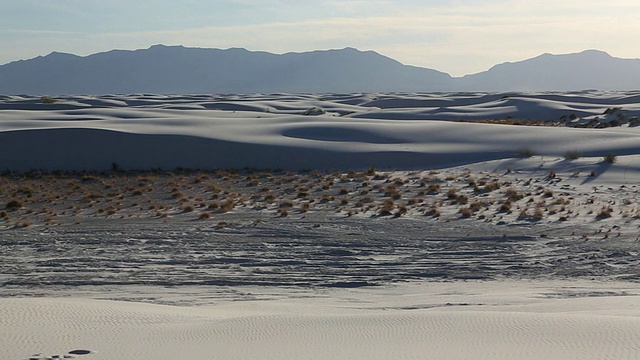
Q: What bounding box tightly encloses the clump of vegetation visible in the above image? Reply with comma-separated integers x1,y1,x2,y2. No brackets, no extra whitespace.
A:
533,207,545,220
603,153,617,163
394,205,408,218
424,206,440,218
515,147,536,158
40,96,58,104
498,201,512,213
596,206,613,219
379,199,395,216
563,150,582,160
6,200,22,210
446,188,458,200
426,183,440,194
459,207,473,218
505,189,524,202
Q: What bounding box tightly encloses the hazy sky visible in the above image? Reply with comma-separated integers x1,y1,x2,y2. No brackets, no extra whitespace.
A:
2,0,639,76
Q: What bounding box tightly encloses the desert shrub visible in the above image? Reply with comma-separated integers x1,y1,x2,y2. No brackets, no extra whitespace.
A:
515,147,536,158
426,183,440,194
469,201,483,212
603,107,621,115
518,208,529,220
603,153,617,163
379,199,395,216
533,207,544,220
563,150,582,160
455,195,469,205
498,201,512,213
6,200,22,210
425,207,440,218
384,184,401,199
459,207,473,218
220,199,235,212
394,205,408,217
483,181,500,192
40,96,57,104
505,189,524,202
198,212,211,220
596,206,613,219
446,188,458,200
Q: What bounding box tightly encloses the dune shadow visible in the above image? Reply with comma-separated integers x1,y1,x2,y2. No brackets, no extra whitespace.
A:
282,126,405,144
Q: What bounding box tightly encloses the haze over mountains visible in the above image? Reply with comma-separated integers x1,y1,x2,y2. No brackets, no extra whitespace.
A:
0,45,638,94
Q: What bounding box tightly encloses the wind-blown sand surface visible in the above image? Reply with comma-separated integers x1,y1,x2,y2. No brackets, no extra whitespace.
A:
2,92,640,359
3,281,640,360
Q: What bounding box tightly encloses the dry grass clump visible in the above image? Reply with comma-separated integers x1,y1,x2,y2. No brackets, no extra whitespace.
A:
596,206,613,219
515,147,536,158
459,207,473,218
424,206,440,218
394,205,408,217
505,189,524,202
563,150,582,160
279,200,294,209
533,207,545,220
426,183,440,194
446,188,458,200
6,200,22,210
379,199,395,216
498,201,512,213
384,184,402,199
603,153,617,163
220,199,235,212
300,202,311,213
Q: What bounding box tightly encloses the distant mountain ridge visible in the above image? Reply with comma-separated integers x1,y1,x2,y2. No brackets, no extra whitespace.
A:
457,50,640,91
0,45,638,94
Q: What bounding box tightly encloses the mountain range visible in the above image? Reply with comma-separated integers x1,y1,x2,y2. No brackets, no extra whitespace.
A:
1,45,638,94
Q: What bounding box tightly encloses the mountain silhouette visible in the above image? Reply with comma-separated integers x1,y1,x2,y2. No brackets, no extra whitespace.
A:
458,50,640,91
0,45,638,94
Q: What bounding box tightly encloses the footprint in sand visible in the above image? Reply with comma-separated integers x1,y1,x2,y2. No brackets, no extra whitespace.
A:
27,349,94,360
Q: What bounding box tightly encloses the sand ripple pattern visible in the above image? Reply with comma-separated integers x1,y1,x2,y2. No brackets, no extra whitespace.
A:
2,218,639,297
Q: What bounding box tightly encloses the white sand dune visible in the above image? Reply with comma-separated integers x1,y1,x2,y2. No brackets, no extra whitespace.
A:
2,281,640,360
3,92,640,359
1,92,640,171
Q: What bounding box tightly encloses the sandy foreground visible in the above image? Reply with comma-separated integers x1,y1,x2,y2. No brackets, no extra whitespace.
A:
2,92,640,359
2,280,640,360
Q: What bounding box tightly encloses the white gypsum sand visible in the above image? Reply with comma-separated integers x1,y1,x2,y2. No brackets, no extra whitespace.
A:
2,281,640,360
1,92,640,359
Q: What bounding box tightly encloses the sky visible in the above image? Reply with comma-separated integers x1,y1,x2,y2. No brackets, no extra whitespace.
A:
2,0,639,77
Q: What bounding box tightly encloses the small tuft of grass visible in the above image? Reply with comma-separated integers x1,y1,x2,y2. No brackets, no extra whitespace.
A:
563,150,582,160
596,206,613,219
602,153,617,163
515,147,536,158
6,200,22,210
40,96,58,104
